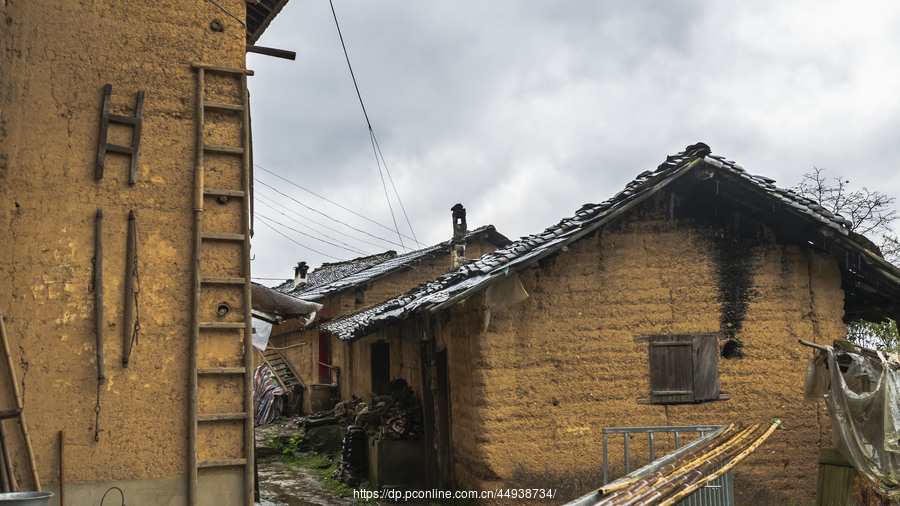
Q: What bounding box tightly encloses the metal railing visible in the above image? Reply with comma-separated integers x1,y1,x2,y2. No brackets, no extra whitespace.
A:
600,425,733,506
602,425,722,485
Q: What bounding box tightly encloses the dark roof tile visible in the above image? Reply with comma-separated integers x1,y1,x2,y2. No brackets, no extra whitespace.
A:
320,142,892,341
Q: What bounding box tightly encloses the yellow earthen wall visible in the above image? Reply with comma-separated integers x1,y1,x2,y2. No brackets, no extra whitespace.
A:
447,220,841,504
1,1,250,502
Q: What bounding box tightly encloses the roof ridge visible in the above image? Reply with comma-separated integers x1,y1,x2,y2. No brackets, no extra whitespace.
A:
319,142,893,341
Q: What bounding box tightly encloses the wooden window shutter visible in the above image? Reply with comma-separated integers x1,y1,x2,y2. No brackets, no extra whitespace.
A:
648,334,720,404
692,334,720,402
649,335,695,404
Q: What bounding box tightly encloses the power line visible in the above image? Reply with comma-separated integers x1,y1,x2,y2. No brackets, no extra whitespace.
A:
372,131,419,247
256,216,343,261
256,191,395,252
255,178,410,249
255,164,423,246
328,0,417,251
368,127,405,251
255,202,371,256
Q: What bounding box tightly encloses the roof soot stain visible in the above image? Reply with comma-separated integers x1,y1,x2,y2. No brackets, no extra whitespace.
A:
712,233,758,340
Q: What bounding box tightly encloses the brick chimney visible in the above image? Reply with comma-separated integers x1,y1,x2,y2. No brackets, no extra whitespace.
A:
294,261,309,287
451,204,467,269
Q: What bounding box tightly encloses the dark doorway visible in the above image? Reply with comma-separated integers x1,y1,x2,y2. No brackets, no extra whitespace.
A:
371,342,390,395
435,350,453,488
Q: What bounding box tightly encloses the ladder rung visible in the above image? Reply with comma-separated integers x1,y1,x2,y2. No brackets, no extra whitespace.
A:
198,367,246,375
201,276,246,285
203,144,244,155
204,101,244,111
198,413,248,422
108,113,138,125
198,459,248,468
105,144,135,155
204,188,246,198
201,232,246,241
199,322,245,329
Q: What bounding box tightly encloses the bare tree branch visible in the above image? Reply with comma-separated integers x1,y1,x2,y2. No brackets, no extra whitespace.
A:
793,167,897,241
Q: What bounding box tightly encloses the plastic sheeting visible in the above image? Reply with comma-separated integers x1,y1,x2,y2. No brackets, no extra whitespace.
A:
253,363,284,426
251,317,272,351
804,342,900,494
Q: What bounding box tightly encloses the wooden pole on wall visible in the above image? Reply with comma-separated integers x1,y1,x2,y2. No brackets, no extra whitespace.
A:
0,305,40,491
58,431,65,506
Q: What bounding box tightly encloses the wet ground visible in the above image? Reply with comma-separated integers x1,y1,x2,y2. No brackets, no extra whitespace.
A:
256,456,354,506
255,417,355,506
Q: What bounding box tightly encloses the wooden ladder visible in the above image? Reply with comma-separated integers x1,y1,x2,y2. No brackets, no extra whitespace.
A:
261,348,305,390
96,83,145,184
189,63,255,506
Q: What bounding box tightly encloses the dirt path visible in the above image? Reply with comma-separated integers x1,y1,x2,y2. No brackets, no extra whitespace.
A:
255,418,355,506
256,455,354,506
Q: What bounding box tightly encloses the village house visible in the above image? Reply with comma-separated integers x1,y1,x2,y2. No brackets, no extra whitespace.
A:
0,1,296,504
258,205,509,414
319,142,900,504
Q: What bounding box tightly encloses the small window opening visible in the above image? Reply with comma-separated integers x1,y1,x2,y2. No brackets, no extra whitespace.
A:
643,333,727,405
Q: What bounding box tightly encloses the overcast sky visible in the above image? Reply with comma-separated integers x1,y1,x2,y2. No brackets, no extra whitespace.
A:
246,0,900,284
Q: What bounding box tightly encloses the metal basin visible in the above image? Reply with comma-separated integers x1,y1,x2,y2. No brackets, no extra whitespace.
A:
0,492,54,505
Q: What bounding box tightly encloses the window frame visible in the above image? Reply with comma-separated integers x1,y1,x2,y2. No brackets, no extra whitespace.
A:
635,333,728,405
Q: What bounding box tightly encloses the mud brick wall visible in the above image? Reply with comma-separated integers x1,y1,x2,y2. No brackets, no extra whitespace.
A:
444,219,841,505
1,1,249,502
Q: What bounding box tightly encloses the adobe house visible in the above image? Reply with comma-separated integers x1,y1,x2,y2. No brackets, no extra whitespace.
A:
320,143,900,504
261,205,509,413
1,1,294,504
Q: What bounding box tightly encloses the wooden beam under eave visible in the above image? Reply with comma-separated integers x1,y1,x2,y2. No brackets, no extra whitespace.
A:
246,44,296,60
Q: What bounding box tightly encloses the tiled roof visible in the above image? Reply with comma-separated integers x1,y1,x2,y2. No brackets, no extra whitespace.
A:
319,142,899,341
274,226,508,301
246,0,290,44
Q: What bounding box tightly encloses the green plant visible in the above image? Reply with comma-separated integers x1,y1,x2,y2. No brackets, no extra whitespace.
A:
281,451,378,504
279,430,307,458
264,434,284,449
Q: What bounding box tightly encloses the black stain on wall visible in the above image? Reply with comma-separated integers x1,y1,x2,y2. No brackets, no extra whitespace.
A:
712,231,759,341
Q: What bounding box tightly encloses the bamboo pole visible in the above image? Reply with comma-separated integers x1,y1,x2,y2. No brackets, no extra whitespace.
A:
58,431,65,506
0,306,40,490
188,66,205,506
657,419,782,506
600,424,760,506
598,424,736,497
0,423,11,492
240,72,255,506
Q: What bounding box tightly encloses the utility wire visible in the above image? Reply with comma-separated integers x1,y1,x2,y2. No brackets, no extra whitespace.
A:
203,0,246,27
255,203,371,256
368,127,405,251
328,0,418,251
256,191,394,252
256,216,342,261
255,179,409,249
372,132,419,247
256,164,423,246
